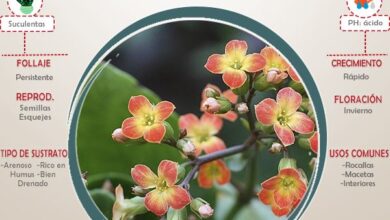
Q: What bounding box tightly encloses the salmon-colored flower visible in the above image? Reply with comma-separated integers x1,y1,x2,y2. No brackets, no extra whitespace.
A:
131,160,191,216
309,132,318,154
205,40,266,89
201,84,238,122
255,87,314,146
258,168,307,217
121,95,175,144
179,113,225,156
197,160,231,188
260,47,299,83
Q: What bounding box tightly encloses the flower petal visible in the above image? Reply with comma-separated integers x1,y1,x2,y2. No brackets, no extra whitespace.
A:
279,168,301,180
143,123,166,143
178,113,199,131
215,160,231,185
272,205,291,217
222,90,238,104
131,165,158,189
220,111,238,122
144,190,169,216
280,169,307,199
288,67,300,82
197,164,214,188
277,87,302,114
261,176,281,190
274,123,295,146
200,113,223,134
258,188,292,217
121,117,144,139
258,189,273,205
201,136,226,154
165,186,191,209
260,46,278,61
309,132,318,154
255,98,278,125
242,53,266,72
158,160,178,187
293,180,307,201
288,112,315,134
260,47,289,73
155,101,175,122
274,186,296,208
204,54,227,74
225,40,248,58
128,95,153,117
279,168,307,201
222,69,247,89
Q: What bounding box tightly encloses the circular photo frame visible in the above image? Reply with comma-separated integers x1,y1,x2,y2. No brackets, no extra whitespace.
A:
69,7,326,220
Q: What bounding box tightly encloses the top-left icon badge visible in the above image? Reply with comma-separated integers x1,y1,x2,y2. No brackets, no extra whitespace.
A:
7,0,43,15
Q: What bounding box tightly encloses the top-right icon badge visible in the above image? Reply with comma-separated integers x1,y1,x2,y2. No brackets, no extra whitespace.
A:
347,0,383,17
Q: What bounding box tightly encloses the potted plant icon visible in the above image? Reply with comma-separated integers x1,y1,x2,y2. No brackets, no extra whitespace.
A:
16,0,34,14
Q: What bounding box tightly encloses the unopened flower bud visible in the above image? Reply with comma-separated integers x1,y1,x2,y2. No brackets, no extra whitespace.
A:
112,128,128,143
132,186,146,196
309,157,317,170
190,198,214,219
199,204,214,218
215,97,233,114
201,98,221,114
236,102,249,114
269,142,283,154
204,87,220,98
102,180,113,192
266,68,288,84
177,138,196,156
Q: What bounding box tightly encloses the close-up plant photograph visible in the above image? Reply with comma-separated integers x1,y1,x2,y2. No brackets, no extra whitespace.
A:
76,21,319,220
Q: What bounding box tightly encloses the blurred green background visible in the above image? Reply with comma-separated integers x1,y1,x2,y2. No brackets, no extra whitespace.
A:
76,22,315,220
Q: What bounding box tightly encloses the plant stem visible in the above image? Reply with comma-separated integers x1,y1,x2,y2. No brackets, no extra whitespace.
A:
180,164,199,190
245,75,256,132
244,146,258,202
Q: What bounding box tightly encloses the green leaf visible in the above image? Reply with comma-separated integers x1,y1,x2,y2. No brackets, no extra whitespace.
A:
234,199,287,220
89,189,115,219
